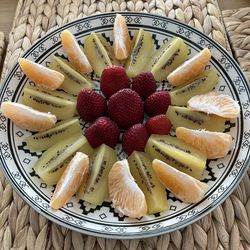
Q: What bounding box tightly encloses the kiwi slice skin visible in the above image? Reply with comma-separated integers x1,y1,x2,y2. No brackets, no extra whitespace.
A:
42,159,70,186
148,37,188,82
84,33,113,77
26,86,77,103
49,56,94,95
145,135,207,180
96,34,121,66
170,70,219,106
125,29,154,78
166,106,225,132
22,86,76,120
37,139,93,186
77,144,117,205
128,151,168,214
34,136,92,184
149,37,188,82
26,118,82,151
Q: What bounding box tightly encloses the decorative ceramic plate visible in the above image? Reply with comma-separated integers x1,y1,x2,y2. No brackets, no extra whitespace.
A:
0,12,249,239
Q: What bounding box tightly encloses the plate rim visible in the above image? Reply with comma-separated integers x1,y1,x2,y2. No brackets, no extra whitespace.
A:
0,11,249,239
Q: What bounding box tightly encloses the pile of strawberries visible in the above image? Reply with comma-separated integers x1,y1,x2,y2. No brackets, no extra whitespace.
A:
77,66,171,155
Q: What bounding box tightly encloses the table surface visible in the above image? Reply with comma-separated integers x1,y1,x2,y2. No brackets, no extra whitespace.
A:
0,0,249,38
0,1,249,249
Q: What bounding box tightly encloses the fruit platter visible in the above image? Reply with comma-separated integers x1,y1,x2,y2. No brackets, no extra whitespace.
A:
0,12,249,238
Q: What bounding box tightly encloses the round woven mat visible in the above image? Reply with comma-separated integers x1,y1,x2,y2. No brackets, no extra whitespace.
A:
0,1,249,249
222,7,250,83
0,32,5,71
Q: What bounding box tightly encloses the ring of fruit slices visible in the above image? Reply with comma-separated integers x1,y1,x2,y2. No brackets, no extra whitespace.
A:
0,14,240,218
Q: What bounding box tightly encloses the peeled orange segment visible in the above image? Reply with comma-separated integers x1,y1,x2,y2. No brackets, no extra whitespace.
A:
1,102,56,132
176,127,233,159
152,159,208,203
170,69,219,106
18,58,64,90
50,152,89,210
167,48,212,86
187,91,240,119
108,159,147,218
61,30,92,74
113,14,131,60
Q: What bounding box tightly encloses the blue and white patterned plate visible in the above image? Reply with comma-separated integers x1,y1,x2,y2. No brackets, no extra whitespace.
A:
0,12,249,239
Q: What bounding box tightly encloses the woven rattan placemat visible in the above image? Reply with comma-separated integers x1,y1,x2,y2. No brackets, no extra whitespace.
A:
0,32,5,71
222,7,250,83
0,1,249,249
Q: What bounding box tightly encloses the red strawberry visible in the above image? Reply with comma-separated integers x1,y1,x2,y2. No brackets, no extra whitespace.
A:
131,72,157,100
85,117,119,148
122,124,149,155
108,89,144,128
100,66,130,98
144,91,171,116
77,89,107,122
145,115,172,135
